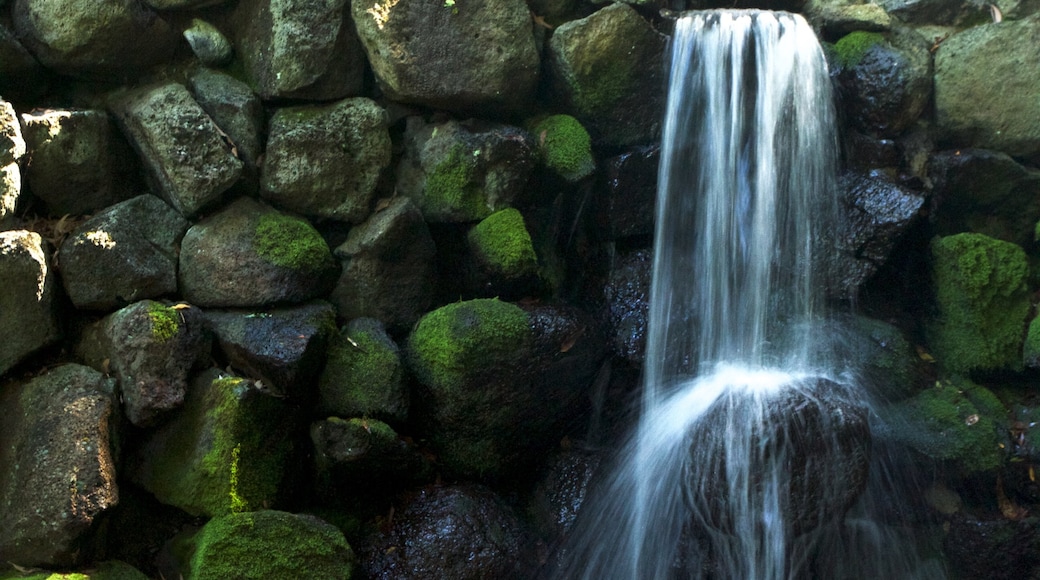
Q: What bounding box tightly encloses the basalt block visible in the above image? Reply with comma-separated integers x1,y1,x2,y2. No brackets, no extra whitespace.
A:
0,230,60,376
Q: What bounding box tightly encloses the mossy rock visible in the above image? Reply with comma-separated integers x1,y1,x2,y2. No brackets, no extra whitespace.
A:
832,30,885,68
253,212,334,273
928,233,1030,374
467,208,540,283
185,510,355,579
318,318,408,423
0,561,147,580
531,114,595,182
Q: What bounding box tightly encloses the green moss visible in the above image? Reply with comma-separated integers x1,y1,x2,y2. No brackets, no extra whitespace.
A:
1025,317,1040,367
253,212,332,272
532,115,595,182
833,31,885,68
467,208,539,278
571,48,634,116
407,298,531,391
424,146,489,221
147,302,179,343
318,322,403,419
929,233,1030,373
187,511,355,579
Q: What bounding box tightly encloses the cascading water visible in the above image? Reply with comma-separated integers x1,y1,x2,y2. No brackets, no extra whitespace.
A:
552,11,942,580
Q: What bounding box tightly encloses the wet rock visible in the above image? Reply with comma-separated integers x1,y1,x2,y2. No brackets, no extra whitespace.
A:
233,0,364,101
318,318,408,422
528,448,603,541
12,0,177,78
833,27,932,137
351,0,540,114
58,195,188,311
182,19,233,67
328,197,436,333
396,117,536,223
847,315,920,402
178,197,338,308
929,148,1040,249
184,510,356,579
877,0,991,26
548,3,667,146
406,299,605,479
188,69,263,171
943,514,1040,580
834,171,925,298
597,146,658,241
466,208,543,299
206,300,337,400
935,14,1040,160
842,131,900,172
530,115,596,183
20,109,137,215
0,230,60,377
361,484,536,580
111,83,242,217
603,248,651,363
132,369,296,517
260,98,390,223
0,364,119,567
80,300,210,427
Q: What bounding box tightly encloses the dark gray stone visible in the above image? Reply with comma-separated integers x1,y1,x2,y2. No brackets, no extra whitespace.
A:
188,69,263,168
597,146,658,240
603,248,651,363
318,317,408,422
877,0,990,26
0,162,18,228
182,19,233,67
0,99,25,165
0,230,61,376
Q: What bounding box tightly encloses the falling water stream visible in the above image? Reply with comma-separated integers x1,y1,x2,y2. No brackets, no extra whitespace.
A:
553,11,943,580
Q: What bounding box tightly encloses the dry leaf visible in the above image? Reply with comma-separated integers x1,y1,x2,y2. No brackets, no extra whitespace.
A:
997,475,1029,520
374,198,393,212
915,345,935,362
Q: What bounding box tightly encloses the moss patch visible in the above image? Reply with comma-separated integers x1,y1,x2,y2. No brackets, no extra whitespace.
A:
423,145,488,222
833,31,885,68
318,321,404,421
532,115,595,182
147,302,179,343
253,212,332,272
467,208,539,279
1025,316,1040,367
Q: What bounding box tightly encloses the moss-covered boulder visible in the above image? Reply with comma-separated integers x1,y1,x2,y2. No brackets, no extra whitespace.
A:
530,115,595,182
132,369,295,517
183,510,355,579
466,208,541,298
928,233,1029,373
318,318,408,423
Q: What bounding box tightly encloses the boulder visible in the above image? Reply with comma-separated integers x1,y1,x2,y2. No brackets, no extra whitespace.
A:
547,3,667,146
530,115,596,183
465,208,543,299
528,448,603,542
205,300,337,399
603,248,651,363
0,99,25,165
943,513,1040,580
0,364,119,567
351,0,540,114
596,146,659,241
396,117,536,223
0,162,20,228
178,197,338,308
0,230,60,376
57,195,188,311
328,197,436,333
188,69,264,170
110,83,242,217
260,98,390,223
20,108,137,215
361,485,536,580
877,0,991,26
182,19,233,67
318,318,408,423
0,24,42,97
809,2,892,36
935,14,1040,160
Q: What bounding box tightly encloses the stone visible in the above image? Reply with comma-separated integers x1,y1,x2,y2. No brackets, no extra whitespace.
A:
597,146,659,240
0,99,25,165
318,318,408,423
935,14,1040,160
810,2,893,36
0,162,19,228
396,117,536,223
233,0,365,101
361,485,536,580
548,3,667,146
111,83,242,217
0,364,119,567
132,369,295,517
351,0,540,114
12,0,177,78
847,315,920,402
57,195,188,311
183,19,233,67
260,98,390,223
877,0,991,26
205,300,337,399
0,230,61,376
943,513,1040,580
19,109,137,215
465,207,543,299
530,114,596,183
328,197,436,333
179,197,338,308
603,248,651,363
0,24,42,97
528,448,603,541
188,69,264,168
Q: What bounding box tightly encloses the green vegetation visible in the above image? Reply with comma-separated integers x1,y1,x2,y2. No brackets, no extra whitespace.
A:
147,302,179,343
532,115,595,182
571,56,632,116
1025,317,1040,367
253,212,332,272
423,145,489,221
467,208,539,278
0,561,147,580
318,323,403,419
929,233,1030,373
832,31,885,68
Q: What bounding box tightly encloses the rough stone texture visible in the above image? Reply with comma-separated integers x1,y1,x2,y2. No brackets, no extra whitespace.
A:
847,315,920,402
929,148,1040,249
12,0,177,78
132,369,295,517
528,448,602,541
0,99,25,165
834,171,925,298
351,0,540,114
835,27,932,137
58,195,188,311
396,117,536,223
597,146,658,240
810,2,892,36
111,83,242,217
0,364,119,567
205,300,337,399
0,230,61,376
603,248,651,363
944,514,1040,580
233,0,364,101
179,197,338,308
877,0,990,26
182,19,233,67
328,197,436,333
548,3,667,146
0,162,19,228
82,300,211,427
935,14,1040,160
188,69,264,169
20,109,137,216
318,317,408,423
260,98,390,223
361,485,536,580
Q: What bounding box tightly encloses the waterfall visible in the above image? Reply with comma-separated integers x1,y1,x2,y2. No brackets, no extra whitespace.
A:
551,11,943,579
